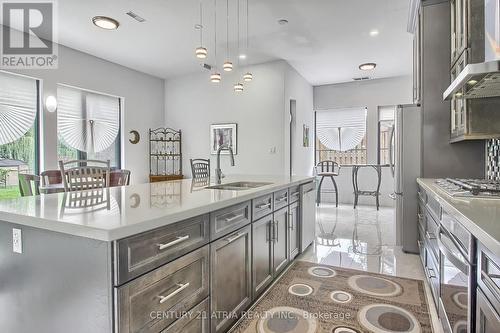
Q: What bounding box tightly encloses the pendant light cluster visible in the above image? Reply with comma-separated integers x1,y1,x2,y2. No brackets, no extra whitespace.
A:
195,0,253,92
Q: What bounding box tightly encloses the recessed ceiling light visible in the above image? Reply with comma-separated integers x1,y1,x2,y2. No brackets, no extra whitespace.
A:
359,63,377,71
278,19,289,25
369,29,379,36
239,54,247,59
92,16,120,30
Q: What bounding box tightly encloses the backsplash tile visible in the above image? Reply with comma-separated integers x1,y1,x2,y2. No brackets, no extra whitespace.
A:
487,139,500,180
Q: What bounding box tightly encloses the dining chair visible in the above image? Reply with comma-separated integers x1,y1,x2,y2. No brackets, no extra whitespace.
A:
18,174,40,196
109,169,131,187
40,170,62,186
315,160,340,207
59,159,110,192
190,158,210,179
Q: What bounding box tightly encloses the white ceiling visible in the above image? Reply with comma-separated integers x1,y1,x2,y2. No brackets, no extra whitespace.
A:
9,0,413,85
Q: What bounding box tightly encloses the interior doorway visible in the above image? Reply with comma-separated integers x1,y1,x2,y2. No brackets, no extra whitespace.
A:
289,100,297,177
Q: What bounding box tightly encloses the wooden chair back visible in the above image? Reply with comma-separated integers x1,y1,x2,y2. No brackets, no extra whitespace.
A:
19,174,40,196
190,158,210,179
40,170,62,186
109,169,131,187
59,160,110,192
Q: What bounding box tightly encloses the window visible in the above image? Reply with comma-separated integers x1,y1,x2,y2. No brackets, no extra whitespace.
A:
377,106,395,165
0,71,39,199
315,107,367,165
57,85,121,167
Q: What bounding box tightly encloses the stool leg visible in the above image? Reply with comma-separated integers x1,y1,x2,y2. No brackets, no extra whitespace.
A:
316,176,325,206
376,193,380,211
331,176,339,207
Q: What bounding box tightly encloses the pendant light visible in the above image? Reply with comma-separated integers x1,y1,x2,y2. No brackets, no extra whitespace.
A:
223,0,233,71
195,1,208,59
234,0,243,92
210,0,221,82
242,0,253,81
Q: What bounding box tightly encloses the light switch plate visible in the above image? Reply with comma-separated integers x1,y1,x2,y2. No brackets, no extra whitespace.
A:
12,228,22,254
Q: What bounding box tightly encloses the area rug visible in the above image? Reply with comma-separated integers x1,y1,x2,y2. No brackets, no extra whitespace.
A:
231,261,432,333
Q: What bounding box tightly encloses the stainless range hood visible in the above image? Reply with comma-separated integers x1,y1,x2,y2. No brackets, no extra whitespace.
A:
443,60,500,100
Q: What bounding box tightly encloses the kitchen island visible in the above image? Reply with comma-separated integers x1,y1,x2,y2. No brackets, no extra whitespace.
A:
0,175,315,333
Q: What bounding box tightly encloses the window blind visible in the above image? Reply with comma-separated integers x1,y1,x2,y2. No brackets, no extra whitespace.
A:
316,107,366,151
57,85,120,153
0,72,37,144
378,106,395,121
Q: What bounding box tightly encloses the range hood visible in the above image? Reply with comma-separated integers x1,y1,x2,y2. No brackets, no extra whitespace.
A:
443,60,500,100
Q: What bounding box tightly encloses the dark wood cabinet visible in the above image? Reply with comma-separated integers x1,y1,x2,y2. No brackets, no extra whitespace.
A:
476,288,500,333
252,215,274,298
273,207,289,276
210,225,252,333
288,202,300,260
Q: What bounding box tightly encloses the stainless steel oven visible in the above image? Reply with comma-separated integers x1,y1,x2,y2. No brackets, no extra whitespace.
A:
438,211,475,333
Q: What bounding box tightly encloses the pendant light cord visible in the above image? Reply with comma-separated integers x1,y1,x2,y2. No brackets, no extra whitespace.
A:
226,0,229,59
237,0,240,67
199,1,203,45
214,0,217,70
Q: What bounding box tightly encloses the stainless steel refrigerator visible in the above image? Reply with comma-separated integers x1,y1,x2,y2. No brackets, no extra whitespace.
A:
390,104,422,254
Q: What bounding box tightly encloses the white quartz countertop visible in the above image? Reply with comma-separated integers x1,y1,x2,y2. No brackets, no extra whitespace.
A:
417,178,500,254
0,175,314,241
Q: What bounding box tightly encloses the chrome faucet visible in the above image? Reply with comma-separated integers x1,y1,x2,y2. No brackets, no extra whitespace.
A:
215,144,235,184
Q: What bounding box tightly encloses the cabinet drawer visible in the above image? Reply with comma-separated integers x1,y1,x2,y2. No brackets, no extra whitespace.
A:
478,243,500,311
115,215,210,285
160,298,210,333
252,194,273,221
476,288,500,333
288,186,300,204
425,249,440,309
426,194,441,222
116,246,209,333
273,189,289,210
442,209,471,259
210,201,251,240
425,210,439,261
417,184,427,204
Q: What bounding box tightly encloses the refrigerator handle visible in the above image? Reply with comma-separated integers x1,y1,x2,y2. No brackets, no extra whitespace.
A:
388,124,395,177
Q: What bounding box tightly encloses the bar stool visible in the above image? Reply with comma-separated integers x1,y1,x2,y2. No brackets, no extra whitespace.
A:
315,160,340,207
352,165,382,210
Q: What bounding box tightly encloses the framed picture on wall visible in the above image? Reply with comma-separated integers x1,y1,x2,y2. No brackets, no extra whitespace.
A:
210,123,238,155
303,124,310,147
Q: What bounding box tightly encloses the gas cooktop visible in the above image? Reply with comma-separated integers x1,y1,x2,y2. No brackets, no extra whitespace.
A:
435,178,500,198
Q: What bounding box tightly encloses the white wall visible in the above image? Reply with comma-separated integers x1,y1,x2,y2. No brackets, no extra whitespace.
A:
7,44,165,184
313,76,412,206
165,60,314,178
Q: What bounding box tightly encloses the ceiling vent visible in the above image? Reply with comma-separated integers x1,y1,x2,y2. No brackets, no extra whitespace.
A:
126,11,146,22
353,77,370,81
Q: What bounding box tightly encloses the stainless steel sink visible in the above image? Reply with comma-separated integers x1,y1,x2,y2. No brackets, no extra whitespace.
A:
205,181,273,191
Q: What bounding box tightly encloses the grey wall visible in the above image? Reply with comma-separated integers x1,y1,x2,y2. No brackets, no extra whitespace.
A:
313,76,413,206
165,60,314,177
5,43,165,184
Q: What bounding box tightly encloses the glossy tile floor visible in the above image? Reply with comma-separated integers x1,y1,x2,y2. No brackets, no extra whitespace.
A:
298,204,443,333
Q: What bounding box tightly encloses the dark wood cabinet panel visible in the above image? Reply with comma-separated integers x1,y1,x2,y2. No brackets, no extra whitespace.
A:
210,225,252,333
273,207,289,276
252,215,273,298
288,202,300,260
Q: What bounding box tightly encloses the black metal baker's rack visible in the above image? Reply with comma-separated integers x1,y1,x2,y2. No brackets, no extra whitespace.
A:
149,128,183,182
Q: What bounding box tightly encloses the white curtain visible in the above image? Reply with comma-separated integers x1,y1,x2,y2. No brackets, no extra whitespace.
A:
0,72,37,144
316,107,367,151
57,85,120,153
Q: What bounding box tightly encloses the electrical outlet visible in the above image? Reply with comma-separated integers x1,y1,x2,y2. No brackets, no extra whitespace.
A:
12,228,22,254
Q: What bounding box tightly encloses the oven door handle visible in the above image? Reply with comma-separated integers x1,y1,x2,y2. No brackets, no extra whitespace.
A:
437,227,469,275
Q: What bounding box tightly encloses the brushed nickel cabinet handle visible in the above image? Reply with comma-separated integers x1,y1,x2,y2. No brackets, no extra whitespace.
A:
256,203,271,209
276,196,287,202
426,231,436,240
224,213,245,223
427,267,436,279
288,213,294,229
157,283,190,304
158,235,190,250
274,221,279,243
226,232,245,243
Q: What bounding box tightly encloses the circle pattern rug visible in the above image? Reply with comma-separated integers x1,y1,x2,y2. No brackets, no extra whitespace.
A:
330,290,353,304
288,283,313,297
257,306,317,333
452,292,468,309
348,274,403,297
332,327,359,333
308,266,336,278
358,304,421,333
231,261,432,333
